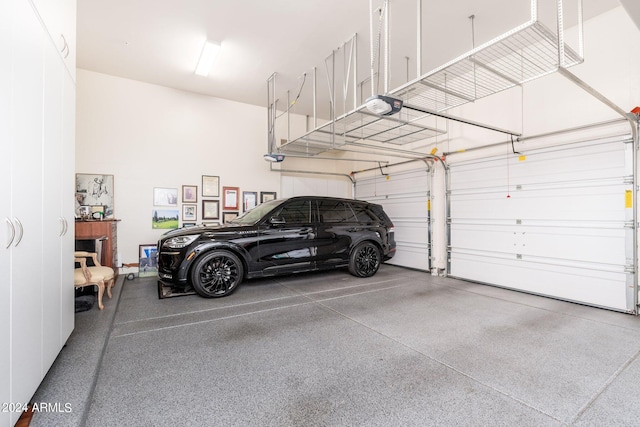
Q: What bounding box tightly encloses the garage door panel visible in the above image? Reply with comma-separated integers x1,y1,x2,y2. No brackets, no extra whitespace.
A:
449,136,633,312
356,172,430,198
387,242,430,270
393,221,428,245
452,185,628,222
451,225,515,253
453,162,625,190
450,252,628,310
451,224,626,265
365,195,427,217
452,142,627,189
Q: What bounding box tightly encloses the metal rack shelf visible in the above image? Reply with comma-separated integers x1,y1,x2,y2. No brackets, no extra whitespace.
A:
281,106,445,156
392,20,582,112
280,18,583,157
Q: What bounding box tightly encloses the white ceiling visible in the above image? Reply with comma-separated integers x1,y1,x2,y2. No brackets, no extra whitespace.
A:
78,0,625,118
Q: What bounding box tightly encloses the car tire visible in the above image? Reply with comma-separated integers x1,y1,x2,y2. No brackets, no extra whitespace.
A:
348,241,381,278
190,250,244,298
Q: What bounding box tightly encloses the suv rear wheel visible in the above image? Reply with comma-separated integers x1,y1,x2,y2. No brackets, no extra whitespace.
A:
191,250,244,297
348,241,381,277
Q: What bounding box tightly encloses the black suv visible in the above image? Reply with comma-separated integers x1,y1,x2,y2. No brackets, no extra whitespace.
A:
157,196,396,298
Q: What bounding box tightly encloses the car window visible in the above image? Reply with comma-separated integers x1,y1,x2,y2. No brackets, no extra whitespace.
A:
273,200,311,223
230,199,284,225
351,204,376,223
369,204,392,225
317,200,357,223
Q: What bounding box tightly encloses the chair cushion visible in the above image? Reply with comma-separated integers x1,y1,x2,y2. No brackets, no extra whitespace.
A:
74,269,104,286
89,266,114,280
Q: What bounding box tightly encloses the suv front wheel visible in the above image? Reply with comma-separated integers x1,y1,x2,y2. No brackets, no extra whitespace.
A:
348,241,381,278
191,250,244,297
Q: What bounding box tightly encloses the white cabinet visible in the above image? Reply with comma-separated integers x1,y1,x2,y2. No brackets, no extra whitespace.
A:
61,69,76,341
10,2,45,415
42,33,75,370
42,31,65,372
1,1,76,425
0,0,13,423
31,0,76,80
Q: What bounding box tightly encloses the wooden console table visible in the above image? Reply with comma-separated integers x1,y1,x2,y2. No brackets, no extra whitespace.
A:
75,219,119,276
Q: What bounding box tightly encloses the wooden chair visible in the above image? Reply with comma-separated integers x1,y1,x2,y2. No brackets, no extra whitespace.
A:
74,251,115,310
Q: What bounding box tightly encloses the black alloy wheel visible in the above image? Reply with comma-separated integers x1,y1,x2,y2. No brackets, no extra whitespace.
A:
190,250,244,297
348,241,381,278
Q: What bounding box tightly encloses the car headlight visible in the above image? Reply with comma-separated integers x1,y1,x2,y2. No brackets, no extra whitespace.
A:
163,235,199,249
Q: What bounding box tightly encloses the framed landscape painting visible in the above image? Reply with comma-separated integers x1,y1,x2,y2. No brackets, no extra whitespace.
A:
152,209,179,229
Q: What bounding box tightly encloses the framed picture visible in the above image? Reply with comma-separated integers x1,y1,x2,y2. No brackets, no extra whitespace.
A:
260,191,277,203
153,187,178,206
202,221,220,227
223,211,238,223
152,209,179,229
202,199,220,220
182,185,197,203
182,204,197,221
139,244,158,277
243,191,258,212
76,174,115,218
202,175,220,197
182,222,196,227
223,186,239,210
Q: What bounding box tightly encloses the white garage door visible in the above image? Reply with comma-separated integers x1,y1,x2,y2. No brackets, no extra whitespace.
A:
355,168,431,271
448,135,635,312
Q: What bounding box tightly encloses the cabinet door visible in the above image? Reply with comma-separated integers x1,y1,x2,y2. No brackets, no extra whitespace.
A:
61,69,76,342
0,1,13,425
31,0,76,80
42,37,64,370
40,0,76,380
10,0,45,411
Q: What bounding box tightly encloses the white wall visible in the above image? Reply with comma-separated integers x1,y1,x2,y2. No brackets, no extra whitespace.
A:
76,70,280,267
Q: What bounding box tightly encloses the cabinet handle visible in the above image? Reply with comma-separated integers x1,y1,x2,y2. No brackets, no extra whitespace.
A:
13,218,23,247
5,218,14,249
63,218,69,236
60,34,69,58
59,217,65,236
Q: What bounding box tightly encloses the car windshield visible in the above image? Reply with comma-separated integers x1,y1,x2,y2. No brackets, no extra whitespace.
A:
227,199,286,225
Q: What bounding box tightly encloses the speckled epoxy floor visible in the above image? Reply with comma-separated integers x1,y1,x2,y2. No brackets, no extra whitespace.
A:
30,265,640,426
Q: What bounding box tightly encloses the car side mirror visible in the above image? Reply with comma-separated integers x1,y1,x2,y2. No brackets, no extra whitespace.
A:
269,216,285,225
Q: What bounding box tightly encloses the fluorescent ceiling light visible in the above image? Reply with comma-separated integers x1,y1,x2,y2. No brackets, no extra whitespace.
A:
194,41,221,76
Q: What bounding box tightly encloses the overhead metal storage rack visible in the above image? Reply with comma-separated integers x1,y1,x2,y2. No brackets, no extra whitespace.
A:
280,107,445,156
392,20,583,112
278,0,585,157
